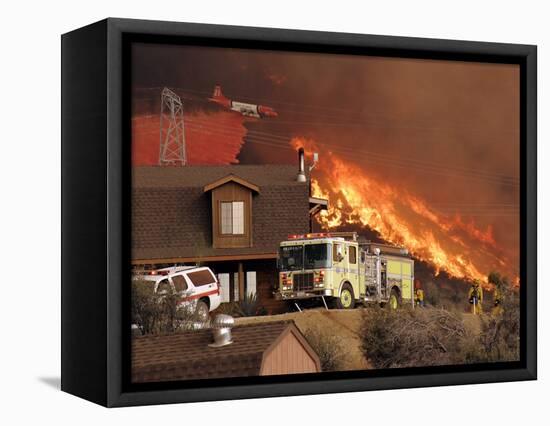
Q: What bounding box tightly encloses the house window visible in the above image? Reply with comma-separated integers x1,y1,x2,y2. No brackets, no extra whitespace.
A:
220,201,245,235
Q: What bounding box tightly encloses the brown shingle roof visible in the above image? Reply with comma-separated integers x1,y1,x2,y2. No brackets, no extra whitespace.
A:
133,165,305,189
132,165,310,262
131,321,310,382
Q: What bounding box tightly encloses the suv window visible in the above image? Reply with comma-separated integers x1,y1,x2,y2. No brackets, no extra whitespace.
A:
157,279,171,294
187,270,215,286
172,275,188,292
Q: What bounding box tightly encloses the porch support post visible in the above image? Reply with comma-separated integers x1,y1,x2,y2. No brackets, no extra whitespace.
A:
238,262,245,301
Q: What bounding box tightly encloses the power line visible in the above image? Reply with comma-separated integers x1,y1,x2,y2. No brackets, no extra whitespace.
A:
133,115,520,187
135,114,518,188
134,86,518,138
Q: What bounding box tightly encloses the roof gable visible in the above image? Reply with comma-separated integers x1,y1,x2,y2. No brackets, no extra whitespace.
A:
261,322,321,372
203,174,260,193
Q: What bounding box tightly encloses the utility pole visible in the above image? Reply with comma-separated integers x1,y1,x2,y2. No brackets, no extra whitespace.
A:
159,87,187,166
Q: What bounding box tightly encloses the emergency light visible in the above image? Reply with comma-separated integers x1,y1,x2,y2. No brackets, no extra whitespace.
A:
288,232,330,239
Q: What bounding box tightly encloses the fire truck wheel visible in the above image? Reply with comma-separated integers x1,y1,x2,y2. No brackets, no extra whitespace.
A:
336,284,355,309
195,300,209,321
388,288,401,310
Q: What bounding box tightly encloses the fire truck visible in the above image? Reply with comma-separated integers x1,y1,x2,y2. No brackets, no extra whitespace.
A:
275,232,415,309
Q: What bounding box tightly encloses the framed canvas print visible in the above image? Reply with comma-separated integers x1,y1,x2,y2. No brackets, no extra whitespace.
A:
61,18,537,407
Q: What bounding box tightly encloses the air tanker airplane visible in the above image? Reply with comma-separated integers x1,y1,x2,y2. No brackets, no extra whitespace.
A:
209,84,278,118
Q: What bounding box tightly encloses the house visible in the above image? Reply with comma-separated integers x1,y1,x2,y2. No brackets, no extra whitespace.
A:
132,149,327,312
131,321,321,382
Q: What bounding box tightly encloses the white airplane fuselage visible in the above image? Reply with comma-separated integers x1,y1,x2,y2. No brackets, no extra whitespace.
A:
230,101,261,118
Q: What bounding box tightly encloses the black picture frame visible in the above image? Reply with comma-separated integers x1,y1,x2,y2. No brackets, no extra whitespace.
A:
61,18,537,407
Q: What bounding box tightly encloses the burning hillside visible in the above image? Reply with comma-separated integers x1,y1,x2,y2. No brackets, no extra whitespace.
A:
292,137,516,288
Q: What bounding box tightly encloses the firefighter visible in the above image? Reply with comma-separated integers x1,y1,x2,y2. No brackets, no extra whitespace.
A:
492,282,504,316
414,279,425,307
468,280,483,314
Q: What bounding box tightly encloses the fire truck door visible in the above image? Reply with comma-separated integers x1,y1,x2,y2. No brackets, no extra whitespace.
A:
333,243,345,282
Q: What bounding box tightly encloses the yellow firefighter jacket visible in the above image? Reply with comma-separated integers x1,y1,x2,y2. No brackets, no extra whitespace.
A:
494,286,503,306
468,285,483,303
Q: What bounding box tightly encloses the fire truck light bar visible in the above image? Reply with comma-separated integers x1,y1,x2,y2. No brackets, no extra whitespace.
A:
288,233,330,239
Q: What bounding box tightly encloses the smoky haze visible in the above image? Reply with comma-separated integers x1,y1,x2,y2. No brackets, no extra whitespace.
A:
132,43,520,280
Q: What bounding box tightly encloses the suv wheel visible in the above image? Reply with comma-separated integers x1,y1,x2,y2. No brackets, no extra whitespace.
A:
195,300,209,321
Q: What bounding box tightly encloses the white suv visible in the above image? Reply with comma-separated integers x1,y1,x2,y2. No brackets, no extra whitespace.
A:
134,266,221,320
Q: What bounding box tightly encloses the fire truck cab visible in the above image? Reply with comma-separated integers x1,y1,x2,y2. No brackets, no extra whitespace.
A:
275,232,414,309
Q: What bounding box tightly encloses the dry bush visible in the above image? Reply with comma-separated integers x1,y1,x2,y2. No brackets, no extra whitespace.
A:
131,279,197,335
236,292,267,317
215,302,241,316
476,279,520,362
131,280,162,335
215,294,268,317
423,281,440,306
360,307,467,368
303,326,349,372
360,277,520,368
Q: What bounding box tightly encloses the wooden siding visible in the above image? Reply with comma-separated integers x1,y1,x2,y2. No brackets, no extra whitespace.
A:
211,182,253,249
260,331,319,375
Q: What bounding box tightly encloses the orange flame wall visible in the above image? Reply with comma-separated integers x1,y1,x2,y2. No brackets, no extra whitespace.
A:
293,137,516,288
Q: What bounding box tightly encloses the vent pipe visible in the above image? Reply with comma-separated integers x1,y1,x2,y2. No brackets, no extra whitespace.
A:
297,148,306,182
208,314,234,347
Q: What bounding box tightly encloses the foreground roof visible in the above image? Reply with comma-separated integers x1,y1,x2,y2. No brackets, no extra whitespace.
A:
132,321,319,382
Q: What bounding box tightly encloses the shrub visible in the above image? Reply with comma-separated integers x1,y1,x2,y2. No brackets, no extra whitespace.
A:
448,286,465,306
303,326,349,372
215,302,240,317
423,281,440,306
476,277,520,362
131,279,197,335
131,280,162,335
236,292,267,317
360,306,466,368
359,276,520,368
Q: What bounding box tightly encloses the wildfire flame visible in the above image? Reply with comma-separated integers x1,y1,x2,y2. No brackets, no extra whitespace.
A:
293,137,516,288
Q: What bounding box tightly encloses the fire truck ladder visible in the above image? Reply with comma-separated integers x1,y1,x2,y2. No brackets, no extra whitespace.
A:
159,87,187,166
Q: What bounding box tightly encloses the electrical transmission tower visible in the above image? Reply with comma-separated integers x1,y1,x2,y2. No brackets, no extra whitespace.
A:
159,87,187,166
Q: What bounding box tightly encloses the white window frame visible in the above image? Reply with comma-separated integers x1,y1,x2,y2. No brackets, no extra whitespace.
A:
220,201,245,235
